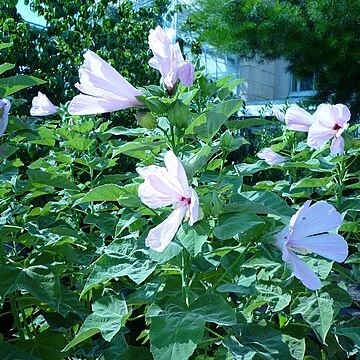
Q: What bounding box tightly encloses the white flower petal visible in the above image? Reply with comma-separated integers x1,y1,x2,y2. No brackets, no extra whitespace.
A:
188,187,199,226
145,207,187,252
289,201,342,240
285,248,322,290
289,233,348,262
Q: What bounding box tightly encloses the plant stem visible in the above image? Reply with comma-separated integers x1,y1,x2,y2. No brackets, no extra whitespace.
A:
9,293,25,340
181,249,191,307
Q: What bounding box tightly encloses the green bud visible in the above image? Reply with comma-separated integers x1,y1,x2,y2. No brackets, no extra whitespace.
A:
134,112,158,130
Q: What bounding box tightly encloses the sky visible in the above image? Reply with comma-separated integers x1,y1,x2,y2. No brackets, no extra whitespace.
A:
16,0,46,26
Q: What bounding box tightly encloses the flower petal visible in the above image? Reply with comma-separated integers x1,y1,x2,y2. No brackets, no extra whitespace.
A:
0,98,11,136
79,50,142,99
257,148,287,165
289,201,342,240
164,151,190,197
172,60,195,87
30,92,58,116
137,170,183,209
285,105,314,132
145,207,187,252
307,119,335,150
188,187,199,226
290,233,348,262
330,136,344,155
284,248,322,290
68,94,140,115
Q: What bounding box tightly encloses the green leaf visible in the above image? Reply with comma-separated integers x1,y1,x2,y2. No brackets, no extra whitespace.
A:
227,117,271,130
167,99,190,128
14,331,67,360
291,292,334,344
74,184,124,205
190,294,237,325
0,63,15,75
0,341,39,360
63,295,129,350
334,327,360,347
150,312,205,360
0,75,46,97
82,242,156,295
0,43,12,50
177,221,210,256
214,213,264,240
112,140,165,160
224,323,292,359
185,99,243,141
290,177,334,189
0,265,61,310
27,169,78,190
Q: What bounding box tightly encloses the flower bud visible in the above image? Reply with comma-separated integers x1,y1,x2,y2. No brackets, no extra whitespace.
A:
135,111,158,130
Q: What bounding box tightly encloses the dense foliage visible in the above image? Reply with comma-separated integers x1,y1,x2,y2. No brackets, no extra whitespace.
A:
187,0,360,116
0,0,168,109
0,20,359,360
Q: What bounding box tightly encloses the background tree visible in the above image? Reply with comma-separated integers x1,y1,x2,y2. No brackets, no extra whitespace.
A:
187,0,360,117
0,0,168,111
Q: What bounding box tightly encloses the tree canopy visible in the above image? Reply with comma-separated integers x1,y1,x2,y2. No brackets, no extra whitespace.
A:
188,0,360,116
1,0,168,109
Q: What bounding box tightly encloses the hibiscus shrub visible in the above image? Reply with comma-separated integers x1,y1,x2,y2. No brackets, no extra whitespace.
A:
0,28,359,360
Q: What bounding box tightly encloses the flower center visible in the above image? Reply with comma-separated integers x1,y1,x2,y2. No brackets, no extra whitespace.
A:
180,196,191,205
333,123,342,131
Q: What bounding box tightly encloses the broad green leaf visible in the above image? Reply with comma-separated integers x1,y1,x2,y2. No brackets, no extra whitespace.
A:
0,75,46,97
177,221,210,256
222,337,256,360
63,295,129,350
27,169,78,190
82,242,156,295
282,335,306,360
0,265,61,310
105,126,147,137
0,341,39,360
291,292,334,344
190,294,237,325
334,327,360,346
0,43,12,50
226,323,292,359
14,331,67,360
0,63,15,75
290,176,334,189
74,184,124,205
150,312,205,360
185,99,242,141
185,144,219,178
118,346,153,360
214,213,264,240
226,117,271,130
112,140,165,160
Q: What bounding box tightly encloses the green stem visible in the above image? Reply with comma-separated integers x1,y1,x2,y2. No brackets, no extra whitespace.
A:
335,158,346,208
9,293,25,340
208,242,252,293
181,249,191,307
205,326,225,340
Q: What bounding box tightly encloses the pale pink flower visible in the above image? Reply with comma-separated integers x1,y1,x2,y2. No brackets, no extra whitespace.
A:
257,148,287,165
0,98,11,136
307,104,350,155
137,150,199,252
272,108,285,122
30,92,59,116
68,50,142,115
148,26,195,92
274,200,348,290
285,105,315,132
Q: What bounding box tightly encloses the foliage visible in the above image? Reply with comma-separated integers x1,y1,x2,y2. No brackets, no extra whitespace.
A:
187,0,360,116
0,0,168,111
0,30,360,360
